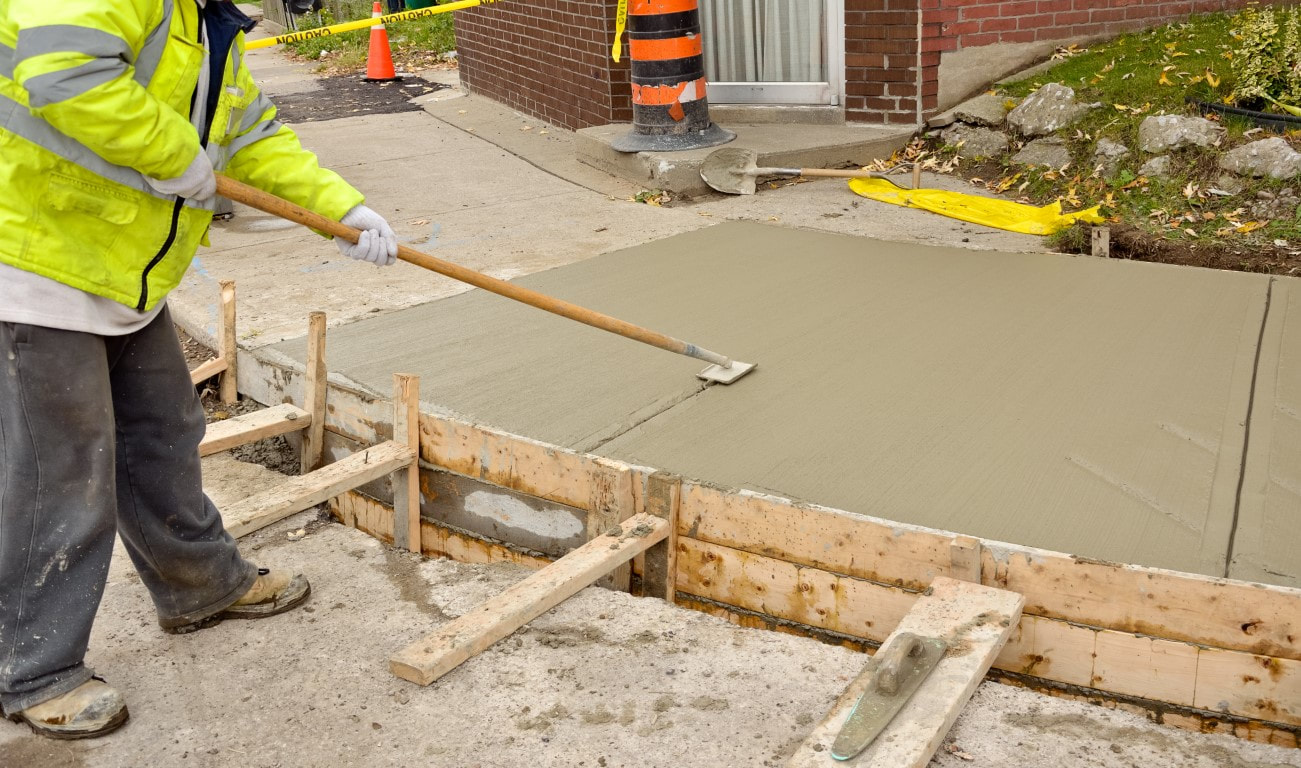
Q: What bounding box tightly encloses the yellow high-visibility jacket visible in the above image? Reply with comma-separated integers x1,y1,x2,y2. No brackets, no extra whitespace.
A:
0,0,363,311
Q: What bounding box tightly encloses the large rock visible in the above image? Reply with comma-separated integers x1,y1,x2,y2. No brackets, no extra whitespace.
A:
1139,155,1173,178
1219,137,1301,180
1006,83,1089,137
954,93,1010,128
1092,138,1130,174
1012,137,1072,168
940,124,1009,159
1137,115,1223,153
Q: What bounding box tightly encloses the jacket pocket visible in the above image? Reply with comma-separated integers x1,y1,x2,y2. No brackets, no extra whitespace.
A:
30,174,140,289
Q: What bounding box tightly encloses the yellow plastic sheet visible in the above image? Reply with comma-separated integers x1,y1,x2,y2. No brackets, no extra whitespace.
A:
848,177,1105,236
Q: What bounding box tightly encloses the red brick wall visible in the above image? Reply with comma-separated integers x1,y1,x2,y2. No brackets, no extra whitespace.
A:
845,0,924,126
453,1,631,130
456,1,1283,129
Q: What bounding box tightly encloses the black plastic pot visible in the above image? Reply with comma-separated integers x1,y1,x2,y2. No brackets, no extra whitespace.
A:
1188,97,1301,133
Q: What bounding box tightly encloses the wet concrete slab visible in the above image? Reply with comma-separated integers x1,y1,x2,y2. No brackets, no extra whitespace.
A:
271,222,1293,585
1234,278,1301,586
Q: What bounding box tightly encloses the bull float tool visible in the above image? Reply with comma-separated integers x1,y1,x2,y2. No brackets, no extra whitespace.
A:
213,174,756,384
700,147,916,196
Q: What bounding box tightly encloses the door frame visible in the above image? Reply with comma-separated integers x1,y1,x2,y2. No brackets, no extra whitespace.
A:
706,0,844,106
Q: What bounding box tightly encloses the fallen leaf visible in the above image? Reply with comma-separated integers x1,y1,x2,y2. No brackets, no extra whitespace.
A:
1205,69,1221,87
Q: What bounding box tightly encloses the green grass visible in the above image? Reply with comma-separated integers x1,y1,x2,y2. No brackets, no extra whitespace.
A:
923,11,1301,262
284,4,456,72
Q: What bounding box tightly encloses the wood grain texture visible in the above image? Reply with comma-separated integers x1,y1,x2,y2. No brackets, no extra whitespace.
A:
200,404,310,457
390,514,669,686
224,441,413,538
788,577,1023,768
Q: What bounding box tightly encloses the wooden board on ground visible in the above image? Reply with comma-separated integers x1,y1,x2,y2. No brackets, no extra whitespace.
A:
788,577,1024,768
390,513,670,686
223,440,413,538
199,404,311,457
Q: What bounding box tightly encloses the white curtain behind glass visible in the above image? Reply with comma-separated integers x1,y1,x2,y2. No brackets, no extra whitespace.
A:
699,0,825,83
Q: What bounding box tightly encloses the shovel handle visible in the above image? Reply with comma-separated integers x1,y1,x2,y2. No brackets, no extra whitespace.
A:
212,174,734,368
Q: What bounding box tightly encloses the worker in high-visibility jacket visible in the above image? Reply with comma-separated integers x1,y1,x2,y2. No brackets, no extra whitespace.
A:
0,0,398,739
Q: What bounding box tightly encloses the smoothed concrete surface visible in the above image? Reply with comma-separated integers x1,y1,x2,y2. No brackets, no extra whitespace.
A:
271,222,1291,584
1235,278,1301,585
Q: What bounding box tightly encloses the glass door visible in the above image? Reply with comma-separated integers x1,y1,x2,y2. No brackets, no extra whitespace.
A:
700,0,842,105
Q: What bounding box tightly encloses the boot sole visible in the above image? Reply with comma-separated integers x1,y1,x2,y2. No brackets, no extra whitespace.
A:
10,705,129,740
163,579,311,635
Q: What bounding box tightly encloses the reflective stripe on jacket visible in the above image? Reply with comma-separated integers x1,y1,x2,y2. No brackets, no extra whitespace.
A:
0,0,364,311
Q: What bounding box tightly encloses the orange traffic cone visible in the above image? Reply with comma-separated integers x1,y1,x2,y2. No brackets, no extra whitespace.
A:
364,1,400,82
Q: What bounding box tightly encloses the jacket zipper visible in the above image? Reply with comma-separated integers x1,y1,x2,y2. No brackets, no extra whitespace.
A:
137,4,208,312
135,197,185,311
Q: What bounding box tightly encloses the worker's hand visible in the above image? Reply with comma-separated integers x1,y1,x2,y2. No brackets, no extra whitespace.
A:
336,205,398,266
144,149,216,201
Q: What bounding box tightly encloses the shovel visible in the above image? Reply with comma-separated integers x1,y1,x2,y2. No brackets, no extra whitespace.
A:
700,147,915,195
213,174,756,384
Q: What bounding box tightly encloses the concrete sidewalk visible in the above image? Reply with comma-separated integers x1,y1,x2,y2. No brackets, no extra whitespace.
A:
165,30,1300,589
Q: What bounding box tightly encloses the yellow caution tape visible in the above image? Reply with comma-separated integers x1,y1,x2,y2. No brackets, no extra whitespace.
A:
612,0,628,62
247,0,499,51
847,177,1105,236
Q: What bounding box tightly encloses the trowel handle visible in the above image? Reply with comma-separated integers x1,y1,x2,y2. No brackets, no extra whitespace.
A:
872,633,926,696
212,174,737,369
750,167,890,181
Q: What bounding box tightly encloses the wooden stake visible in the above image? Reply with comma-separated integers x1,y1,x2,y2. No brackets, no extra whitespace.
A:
1092,226,1111,258
390,513,670,686
392,373,422,554
640,471,681,601
218,280,238,404
911,163,923,190
949,536,981,583
301,312,327,474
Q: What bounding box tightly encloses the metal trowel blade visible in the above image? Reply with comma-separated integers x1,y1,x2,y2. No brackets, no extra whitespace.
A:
697,360,756,384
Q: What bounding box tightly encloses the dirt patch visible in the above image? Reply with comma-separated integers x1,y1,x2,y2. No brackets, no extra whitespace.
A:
1074,222,1301,274
179,326,298,475
273,74,445,124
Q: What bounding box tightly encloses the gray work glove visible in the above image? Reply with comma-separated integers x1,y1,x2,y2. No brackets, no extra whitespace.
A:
144,149,216,201
336,205,398,266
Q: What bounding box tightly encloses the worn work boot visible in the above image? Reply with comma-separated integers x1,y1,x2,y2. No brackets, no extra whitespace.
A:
165,568,311,635
9,678,129,739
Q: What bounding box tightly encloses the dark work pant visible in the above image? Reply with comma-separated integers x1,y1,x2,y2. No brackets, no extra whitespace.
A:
0,307,258,713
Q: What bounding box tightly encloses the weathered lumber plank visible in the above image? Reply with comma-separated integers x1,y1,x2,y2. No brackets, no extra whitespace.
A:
189,356,228,386
301,312,328,473
390,514,669,686
218,280,237,404
788,577,1023,767
224,440,413,538
678,538,1301,729
678,481,1301,660
392,373,422,554
199,404,310,457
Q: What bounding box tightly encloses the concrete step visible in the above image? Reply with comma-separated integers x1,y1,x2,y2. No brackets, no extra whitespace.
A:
575,122,913,197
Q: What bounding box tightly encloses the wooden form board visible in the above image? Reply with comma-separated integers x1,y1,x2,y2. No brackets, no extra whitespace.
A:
678,483,1301,661
223,440,413,538
788,577,1023,768
677,539,1301,728
390,513,670,686
199,404,310,457
224,344,1301,735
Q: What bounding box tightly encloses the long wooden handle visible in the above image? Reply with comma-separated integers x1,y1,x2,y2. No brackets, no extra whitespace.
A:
213,174,732,367
796,168,887,179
